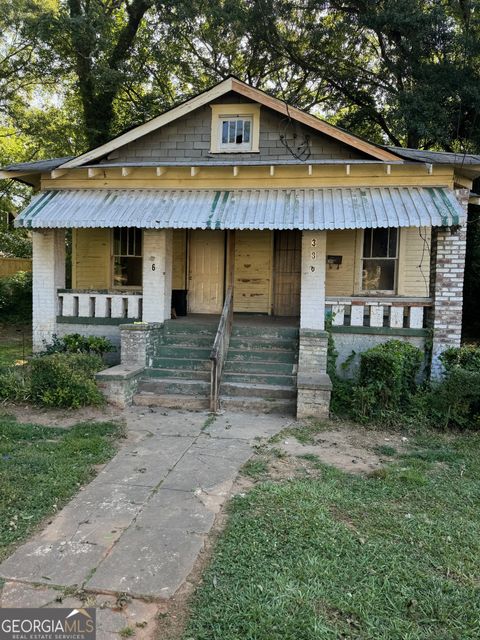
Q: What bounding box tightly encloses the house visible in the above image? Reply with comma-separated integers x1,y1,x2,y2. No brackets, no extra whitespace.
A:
2,77,479,416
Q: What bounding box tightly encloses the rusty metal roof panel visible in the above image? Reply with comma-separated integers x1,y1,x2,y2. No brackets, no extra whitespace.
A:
15,187,465,230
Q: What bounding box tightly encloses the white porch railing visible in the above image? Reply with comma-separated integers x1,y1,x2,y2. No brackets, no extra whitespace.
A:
57,290,143,320
325,296,432,330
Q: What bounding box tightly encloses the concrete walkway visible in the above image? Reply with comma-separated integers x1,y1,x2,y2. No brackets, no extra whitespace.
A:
0,408,290,631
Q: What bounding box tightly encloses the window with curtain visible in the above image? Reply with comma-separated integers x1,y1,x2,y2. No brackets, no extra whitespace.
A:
362,228,398,292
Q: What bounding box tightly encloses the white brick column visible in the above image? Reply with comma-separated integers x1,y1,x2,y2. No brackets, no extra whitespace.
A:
297,230,331,419
142,229,172,323
430,189,469,378
32,229,65,351
300,231,327,330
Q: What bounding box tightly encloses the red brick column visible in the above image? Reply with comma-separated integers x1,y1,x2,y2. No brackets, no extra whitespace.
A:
430,189,469,378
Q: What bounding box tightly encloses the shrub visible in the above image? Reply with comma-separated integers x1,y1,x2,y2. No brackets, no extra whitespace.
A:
426,345,480,429
43,333,116,357
0,365,30,402
357,340,423,413
439,344,480,372
30,353,104,409
0,271,32,322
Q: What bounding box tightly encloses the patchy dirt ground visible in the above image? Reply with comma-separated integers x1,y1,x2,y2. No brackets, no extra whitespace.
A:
0,402,123,427
270,423,410,476
152,419,412,640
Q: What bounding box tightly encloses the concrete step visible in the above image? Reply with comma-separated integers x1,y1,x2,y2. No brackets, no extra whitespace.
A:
220,396,296,415
232,325,299,339
160,334,215,348
156,346,212,359
151,357,211,371
224,360,296,375
164,321,217,336
138,378,210,395
145,368,210,381
221,381,296,399
223,371,295,386
229,336,298,351
227,348,296,364
133,392,209,410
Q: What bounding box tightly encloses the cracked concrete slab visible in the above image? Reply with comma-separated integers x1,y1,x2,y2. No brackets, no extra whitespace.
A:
0,409,287,605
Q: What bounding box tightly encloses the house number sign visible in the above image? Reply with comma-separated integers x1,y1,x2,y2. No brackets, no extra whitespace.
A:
310,237,317,272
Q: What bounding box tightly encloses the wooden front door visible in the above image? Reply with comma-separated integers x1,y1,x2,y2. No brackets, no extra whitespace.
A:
188,230,225,313
273,230,301,316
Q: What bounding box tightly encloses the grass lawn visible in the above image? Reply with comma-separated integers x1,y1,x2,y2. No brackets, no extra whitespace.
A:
0,414,123,561
184,429,480,639
0,324,32,366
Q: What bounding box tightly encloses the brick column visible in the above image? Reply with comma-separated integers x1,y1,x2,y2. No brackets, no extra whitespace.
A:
142,229,173,323
32,229,65,351
297,230,331,419
430,188,469,378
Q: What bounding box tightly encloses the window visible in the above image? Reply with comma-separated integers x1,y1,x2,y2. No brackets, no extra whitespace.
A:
113,228,142,287
362,228,398,292
210,104,261,153
219,117,252,151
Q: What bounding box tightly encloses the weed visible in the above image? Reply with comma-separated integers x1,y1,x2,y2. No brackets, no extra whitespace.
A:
241,458,269,478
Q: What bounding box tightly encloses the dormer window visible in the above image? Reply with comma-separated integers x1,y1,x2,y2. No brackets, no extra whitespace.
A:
220,117,252,151
210,103,260,153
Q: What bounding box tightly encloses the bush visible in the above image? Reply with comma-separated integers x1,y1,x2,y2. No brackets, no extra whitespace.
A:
0,271,32,322
30,353,104,409
0,365,30,402
439,344,480,372
43,333,116,357
356,340,423,413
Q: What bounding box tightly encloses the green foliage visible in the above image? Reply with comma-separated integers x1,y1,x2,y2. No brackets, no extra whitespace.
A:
331,341,480,431
43,333,116,357
0,227,31,258
30,353,104,409
0,415,122,559
440,344,480,372
0,271,32,322
0,365,29,402
357,340,424,413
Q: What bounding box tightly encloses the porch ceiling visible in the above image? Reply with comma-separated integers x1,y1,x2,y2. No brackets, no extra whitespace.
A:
15,187,465,230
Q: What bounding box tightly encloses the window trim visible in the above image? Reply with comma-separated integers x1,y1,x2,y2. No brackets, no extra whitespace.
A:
111,228,143,290
358,228,399,295
210,103,261,153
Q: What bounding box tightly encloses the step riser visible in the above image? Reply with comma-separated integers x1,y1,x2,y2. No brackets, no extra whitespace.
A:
221,383,296,399
145,368,210,381
156,346,212,359
220,397,296,415
232,326,299,339
160,335,214,348
227,350,297,364
229,338,298,351
163,323,217,336
151,358,211,371
133,394,209,410
224,361,295,375
223,373,295,386
138,380,210,395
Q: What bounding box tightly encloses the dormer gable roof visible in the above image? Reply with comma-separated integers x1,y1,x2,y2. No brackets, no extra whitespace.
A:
58,77,399,169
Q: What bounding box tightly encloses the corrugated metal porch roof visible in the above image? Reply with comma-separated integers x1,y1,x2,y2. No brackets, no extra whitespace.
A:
15,187,465,230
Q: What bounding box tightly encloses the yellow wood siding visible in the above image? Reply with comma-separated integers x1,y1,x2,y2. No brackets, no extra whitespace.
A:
172,229,187,289
73,229,111,289
234,230,273,313
41,164,455,192
326,230,357,296
325,228,431,298
397,227,431,297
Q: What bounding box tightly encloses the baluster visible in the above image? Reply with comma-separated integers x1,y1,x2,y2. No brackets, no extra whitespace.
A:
390,306,405,329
